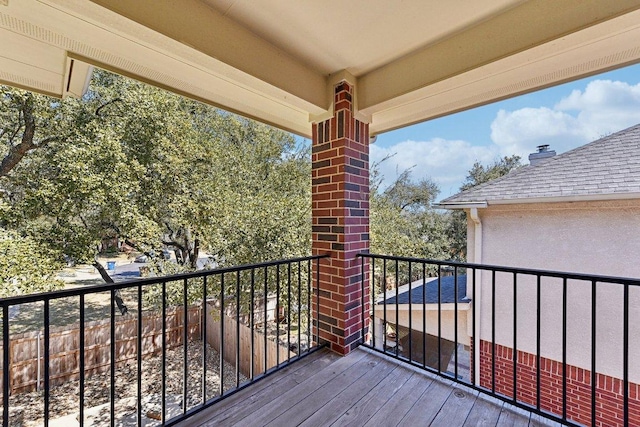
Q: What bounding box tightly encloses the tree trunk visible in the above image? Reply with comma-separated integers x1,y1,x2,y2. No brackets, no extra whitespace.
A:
93,260,128,315
189,238,200,269
0,95,37,177
0,94,62,178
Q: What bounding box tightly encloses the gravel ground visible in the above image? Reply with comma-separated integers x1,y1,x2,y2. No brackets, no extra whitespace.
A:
5,341,244,426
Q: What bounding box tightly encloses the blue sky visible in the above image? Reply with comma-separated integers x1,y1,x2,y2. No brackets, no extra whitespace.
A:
371,63,640,200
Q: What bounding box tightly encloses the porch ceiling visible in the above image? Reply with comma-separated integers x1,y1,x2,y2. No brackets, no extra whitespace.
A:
2,0,640,138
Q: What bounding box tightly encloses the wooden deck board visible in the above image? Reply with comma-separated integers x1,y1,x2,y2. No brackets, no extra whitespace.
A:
362,371,433,427
215,349,368,427
178,347,548,427
397,376,455,426
463,394,503,426
431,385,480,427
327,365,413,427
496,404,532,427
272,355,397,427
207,349,337,418
185,349,339,427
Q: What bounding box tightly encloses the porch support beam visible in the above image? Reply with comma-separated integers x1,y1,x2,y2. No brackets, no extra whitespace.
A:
311,80,370,355
87,0,328,114
359,0,640,112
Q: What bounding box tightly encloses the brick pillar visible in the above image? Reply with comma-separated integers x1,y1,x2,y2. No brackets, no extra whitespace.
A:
312,80,370,355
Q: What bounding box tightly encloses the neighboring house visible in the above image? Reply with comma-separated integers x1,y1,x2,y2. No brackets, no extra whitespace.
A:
438,123,640,420
373,275,471,378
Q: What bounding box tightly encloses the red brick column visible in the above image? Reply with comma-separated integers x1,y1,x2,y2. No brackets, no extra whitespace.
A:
311,81,370,355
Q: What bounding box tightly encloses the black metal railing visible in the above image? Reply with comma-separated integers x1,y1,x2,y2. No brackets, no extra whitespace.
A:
0,254,328,427
357,253,640,427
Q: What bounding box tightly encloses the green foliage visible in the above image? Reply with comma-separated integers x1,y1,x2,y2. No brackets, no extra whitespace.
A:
0,70,311,300
0,229,64,297
445,155,522,260
370,166,451,290
460,155,522,191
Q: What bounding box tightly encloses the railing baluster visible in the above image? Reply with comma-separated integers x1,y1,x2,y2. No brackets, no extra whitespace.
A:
276,265,280,367
513,272,517,402
371,258,376,350
264,266,268,373
219,274,224,396
2,304,9,427
438,266,442,374
491,270,496,394
536,275,541,411
562,277,567,422
137,284,143,427
110,290,115,427
297,261,301,358
287,262,291,364
44,300,50,427
236,271,240,388
250,268,255,379
472,268,476,385
183,278,188,414
361,255,365,345
408,261,412,364
454,265,459,380
395,259,399,358
202,276,208,404
591,279,596,427
383,259,387,352
422,263,426,370
623,283,629,427
315,260,320,347
306,260,311,355
162,281,167,424
79,296,85,427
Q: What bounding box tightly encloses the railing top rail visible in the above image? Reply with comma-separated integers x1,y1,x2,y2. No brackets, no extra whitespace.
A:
0,254,330,306
357,252,640,286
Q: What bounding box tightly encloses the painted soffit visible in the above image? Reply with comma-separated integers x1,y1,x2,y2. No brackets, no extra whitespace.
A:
1,0,640,138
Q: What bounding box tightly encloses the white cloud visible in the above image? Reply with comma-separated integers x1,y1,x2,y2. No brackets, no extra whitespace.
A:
370,138,497,198
490,80,640,159
375,79,640,200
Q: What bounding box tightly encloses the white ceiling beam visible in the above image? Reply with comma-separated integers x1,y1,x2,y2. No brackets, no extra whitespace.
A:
367,11,640,135
359,0,640,112
88,0,328,114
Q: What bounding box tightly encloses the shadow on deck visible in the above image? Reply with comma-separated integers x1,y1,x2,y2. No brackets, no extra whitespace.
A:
177,347,562,427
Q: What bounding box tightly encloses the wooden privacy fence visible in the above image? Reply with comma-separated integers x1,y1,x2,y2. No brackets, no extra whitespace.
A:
0,306,202,395
206,303,295,378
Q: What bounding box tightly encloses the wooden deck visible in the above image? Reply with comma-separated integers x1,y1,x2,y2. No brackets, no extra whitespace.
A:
177,347,561,427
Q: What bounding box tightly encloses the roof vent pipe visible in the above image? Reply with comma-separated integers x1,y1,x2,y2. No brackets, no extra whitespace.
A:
528,144,556,165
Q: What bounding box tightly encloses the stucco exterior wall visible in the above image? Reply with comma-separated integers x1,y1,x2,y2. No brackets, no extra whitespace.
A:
373,305,471,346
467,199,640,382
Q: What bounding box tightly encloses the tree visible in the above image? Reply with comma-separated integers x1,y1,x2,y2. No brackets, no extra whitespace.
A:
0,70,311,309
0,228,64,298
460,155,522,192
370,166,451,288
0,87,75,178
446,155,522,260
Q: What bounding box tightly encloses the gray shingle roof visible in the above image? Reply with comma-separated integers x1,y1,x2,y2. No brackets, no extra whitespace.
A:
440,123,640,204
379,275,469,305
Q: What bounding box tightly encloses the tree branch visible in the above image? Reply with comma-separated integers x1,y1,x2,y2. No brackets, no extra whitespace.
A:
93,257,128,315
95,98,122,117
0,95,64,177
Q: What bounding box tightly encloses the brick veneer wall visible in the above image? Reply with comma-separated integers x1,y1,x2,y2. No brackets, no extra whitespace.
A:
479,340,640,426
311,81,370,355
